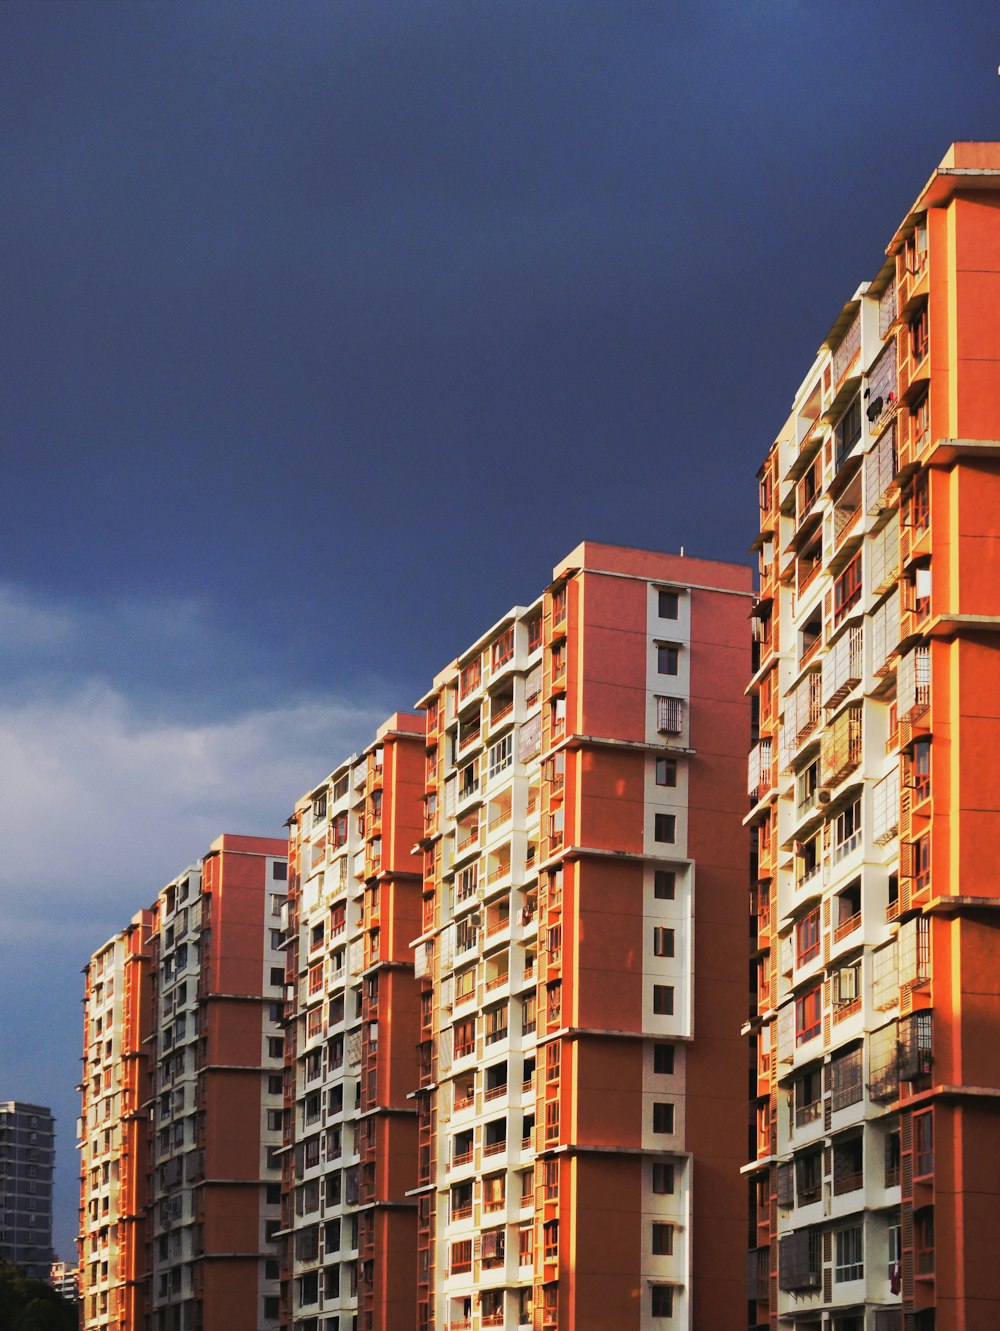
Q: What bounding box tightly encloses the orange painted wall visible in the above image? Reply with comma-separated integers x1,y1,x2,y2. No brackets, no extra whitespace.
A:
577,572,647,742
571,1038,643,1149
567,1154,642,1331
575,748,645,852
573,858,644,1032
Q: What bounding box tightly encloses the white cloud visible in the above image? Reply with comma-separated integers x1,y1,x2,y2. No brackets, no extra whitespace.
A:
0,681,389,949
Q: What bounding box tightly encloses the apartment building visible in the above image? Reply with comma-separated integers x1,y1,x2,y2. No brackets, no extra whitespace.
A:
0,1100,56,1280
78,833,288,1331
745,143,1000,1331
79,914,154,1330
280,714,424,1331
412,541,752,1331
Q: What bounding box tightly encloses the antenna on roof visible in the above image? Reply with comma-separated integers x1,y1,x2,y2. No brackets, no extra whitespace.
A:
679,546,685,557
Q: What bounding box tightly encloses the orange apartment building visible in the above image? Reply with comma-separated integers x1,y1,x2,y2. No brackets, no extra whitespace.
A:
281,715,424,1331
79,833,289,1331
80,912,154,1331
411,541,752,1331
745,143,1000,1331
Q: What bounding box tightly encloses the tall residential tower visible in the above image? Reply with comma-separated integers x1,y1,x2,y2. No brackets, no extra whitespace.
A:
413,541,752,1331
746,143,1000,1331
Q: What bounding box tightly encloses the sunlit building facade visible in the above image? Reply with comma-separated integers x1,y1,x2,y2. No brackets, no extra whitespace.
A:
413,541,752,1331
745,143,1000,1331
281,714,424,1331
78,833,288,1331
79,915,153,1330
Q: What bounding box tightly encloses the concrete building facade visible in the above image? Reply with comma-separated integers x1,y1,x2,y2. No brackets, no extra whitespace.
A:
0,1100,56,1280
78,833,288,1331
80,914,154,1330
280,714,424,1331
745,143,1000,1331
411,541,752,1331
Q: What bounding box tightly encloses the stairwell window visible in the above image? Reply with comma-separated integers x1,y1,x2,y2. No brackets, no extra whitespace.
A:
654,814,676,844
651,1284,674,1318
652,1222,674,1255
653,1103,675,1134
653,927,675,958
657,644,680,675
655,757,678,787
653,985,674,1016
654,871,676,900
658,589,679,619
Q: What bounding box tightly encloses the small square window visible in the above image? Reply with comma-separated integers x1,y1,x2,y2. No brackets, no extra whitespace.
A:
652,1220,674,1253
654,814,676,844
657,645,679,675
270,966,285,986
271,861,288,881
652,1284,674,1317
653,1102,675,1133
653,1044,675,1075
658,590,679,620
654,871,675,900
653,985,674,1016
268,1074,283,1095
652,1162,675,1194
655,757,677,787
653,927,675,958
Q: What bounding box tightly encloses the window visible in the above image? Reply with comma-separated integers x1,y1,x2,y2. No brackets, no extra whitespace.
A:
912,737,931,801
653,1044,675,1075
654,871,676,900
272,861,288,881
657,644,679,675
653,1103,675,1134
268,1037,284,1058
652,1222,674,1255
653,985,674,1016
653,927,675,958
656,696,684,735
651,1285,674,1318
450,1239,473,1274
795,985,821,1045
270,966,285,987
655,757,677,787
453,1018,476,1059
834,1225,864,1282
658,589,679,619
654,814,676,843
793,1065,822,1126
795,1149,822,1205
652,1162,675,1194
914,1110,934,1178
795,910,820,966
828,1046,863,1111
488,734,513,780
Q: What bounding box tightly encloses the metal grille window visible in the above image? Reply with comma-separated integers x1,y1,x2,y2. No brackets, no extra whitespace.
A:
898,1010,933,1081
833,312,862,383
778,1229,821,1290
828,1046,863,1111
866,340,898,428
869,517,900,592
872,767,900,844
872,939,899,1010
656,695,684,735
868,1020,899,1101
897,644,931,718
871,588,900,674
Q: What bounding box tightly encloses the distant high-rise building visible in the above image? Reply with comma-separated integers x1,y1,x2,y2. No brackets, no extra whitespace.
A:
0,1100,56,1279
746,142,1000,1331
78,833,289,1331
411,541,752,1331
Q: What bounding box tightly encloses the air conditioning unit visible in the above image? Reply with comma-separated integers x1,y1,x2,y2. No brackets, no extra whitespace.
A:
817,790,832,805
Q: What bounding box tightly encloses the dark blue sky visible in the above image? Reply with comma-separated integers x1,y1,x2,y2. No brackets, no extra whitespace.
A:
2,0,998,1261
